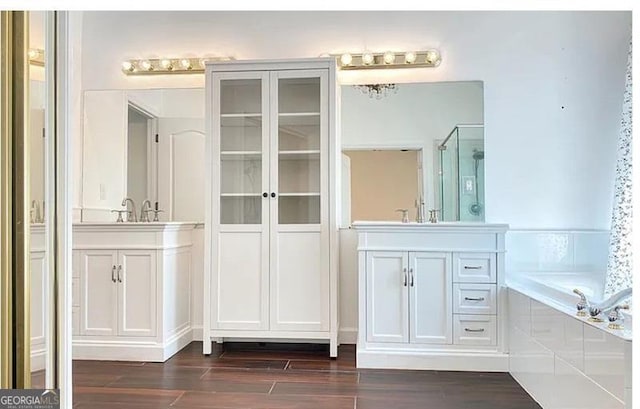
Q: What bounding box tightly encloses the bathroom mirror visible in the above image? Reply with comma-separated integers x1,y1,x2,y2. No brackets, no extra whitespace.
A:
340,81,484,225
82,88,205,222
30,79,45,224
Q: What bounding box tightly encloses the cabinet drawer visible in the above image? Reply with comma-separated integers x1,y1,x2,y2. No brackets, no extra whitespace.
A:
454,314,496,346
453,284,496,315
453,253,496,283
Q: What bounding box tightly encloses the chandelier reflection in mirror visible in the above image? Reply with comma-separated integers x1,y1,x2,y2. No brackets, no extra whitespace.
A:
354,84,398,100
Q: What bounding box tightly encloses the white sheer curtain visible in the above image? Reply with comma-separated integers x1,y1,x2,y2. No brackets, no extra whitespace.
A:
605,41,633,297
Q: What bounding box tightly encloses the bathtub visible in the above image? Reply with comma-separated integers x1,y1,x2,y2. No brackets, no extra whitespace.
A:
507,272,632,409
507,272,632,338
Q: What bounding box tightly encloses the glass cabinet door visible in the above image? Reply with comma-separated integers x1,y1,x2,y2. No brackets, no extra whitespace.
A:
272,71,327,225
216,73,269,225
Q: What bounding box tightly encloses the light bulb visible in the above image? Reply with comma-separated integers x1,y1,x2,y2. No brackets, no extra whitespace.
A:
340,53,352,67
140,60,152,71
121,61,134,72
180,59,192,70
425,49,440,64
404,51,417,64
362,51,374,65
28,49,39,59
383,51,395,64
160,59,173,70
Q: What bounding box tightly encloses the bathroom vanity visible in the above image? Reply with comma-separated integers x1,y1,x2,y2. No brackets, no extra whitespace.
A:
72,222,197,361
354,221,509,371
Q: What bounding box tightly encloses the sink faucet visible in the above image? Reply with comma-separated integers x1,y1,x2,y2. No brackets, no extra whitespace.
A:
30,200,41,224
140,199,152,222
121,198,138,222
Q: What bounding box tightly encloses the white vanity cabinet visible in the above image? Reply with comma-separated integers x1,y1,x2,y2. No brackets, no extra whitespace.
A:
203,59,339,356
365,251,452,345
72,222,196,361
355,222,508,371
78,249,157,338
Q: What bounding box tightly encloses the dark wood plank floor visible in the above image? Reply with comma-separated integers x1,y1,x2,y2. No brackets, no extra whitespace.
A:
70,342,541,409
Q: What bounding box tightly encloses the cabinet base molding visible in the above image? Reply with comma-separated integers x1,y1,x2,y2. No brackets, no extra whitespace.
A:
357,349,508,372
73,326,193,362
31,347,47,372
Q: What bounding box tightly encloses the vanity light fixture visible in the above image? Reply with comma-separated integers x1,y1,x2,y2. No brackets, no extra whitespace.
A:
120,56,235,75
332,49,441,70
28,48,44,67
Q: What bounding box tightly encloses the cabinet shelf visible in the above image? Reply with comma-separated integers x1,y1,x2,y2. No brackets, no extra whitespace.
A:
279,150,320,160
220,113,262,118
279,192,320,197
220,193,261,197
221,151,262,161
279,112,321,117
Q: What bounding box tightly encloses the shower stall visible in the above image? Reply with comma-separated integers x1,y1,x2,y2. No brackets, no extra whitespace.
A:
438,124,485,222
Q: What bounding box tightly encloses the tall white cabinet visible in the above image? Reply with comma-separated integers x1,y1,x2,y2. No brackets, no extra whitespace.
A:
203,59,339,356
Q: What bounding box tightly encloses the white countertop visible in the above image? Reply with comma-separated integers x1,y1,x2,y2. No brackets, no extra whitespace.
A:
351,221,509,232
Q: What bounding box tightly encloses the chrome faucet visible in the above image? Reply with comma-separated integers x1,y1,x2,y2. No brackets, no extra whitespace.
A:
30,200,41,224
572,289,589,317
588,288,632,318
140,199,152,222
121,198,138,222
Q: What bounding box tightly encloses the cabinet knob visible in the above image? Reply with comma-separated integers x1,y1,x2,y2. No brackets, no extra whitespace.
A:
263,192,268,198
271,192,276,198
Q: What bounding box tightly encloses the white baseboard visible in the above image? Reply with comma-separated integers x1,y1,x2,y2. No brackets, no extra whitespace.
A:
73,327,193,362
31,347,46,372
338,327,357,344
357,349,509,372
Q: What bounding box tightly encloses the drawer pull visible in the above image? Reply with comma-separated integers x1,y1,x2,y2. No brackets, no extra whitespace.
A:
464,265,483,270
464,297,485,302
111,265,117,283
402,268,407,287
464,328,485,333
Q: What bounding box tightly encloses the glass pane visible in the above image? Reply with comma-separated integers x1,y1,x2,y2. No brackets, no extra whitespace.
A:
279,196,320,224
220,79,261,115
457,129,485,221
278,77,320,113
439,129,459,221
219,78,263,224
221,116,262,152
278,115,320,151
279,154,319,194
221,196,261,224
278,77,321,224
221,155,261,194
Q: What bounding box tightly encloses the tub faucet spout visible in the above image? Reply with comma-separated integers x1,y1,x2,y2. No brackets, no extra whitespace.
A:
588,288,632,318
573,289,589,316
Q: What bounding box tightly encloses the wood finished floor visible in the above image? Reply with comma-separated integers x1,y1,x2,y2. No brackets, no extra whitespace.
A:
68,342,541,409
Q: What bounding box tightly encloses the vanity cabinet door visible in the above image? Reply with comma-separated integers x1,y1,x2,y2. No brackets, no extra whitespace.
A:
366,251,409,343
409,252,452,344
79,250,119,336
117,250,157,337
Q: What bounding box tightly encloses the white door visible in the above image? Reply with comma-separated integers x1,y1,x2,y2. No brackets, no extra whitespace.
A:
409,252,452,344
117,250,157,337
269,70,329,331
366,251,409,343
79,250,118,336
212,71,270,330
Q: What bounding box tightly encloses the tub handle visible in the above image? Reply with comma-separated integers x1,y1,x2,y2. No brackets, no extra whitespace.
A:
464,297,485,302
464,328,485,333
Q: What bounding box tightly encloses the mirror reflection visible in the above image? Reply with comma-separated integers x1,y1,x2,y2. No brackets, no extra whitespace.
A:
82,88,204,222
340,81,484,225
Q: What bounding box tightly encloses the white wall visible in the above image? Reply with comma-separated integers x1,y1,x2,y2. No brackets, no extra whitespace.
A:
76,10,631,343
79,10,630,230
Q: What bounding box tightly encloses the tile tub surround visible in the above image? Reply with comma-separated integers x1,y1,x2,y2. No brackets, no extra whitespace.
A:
506,230,609,275
508,288,631,409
